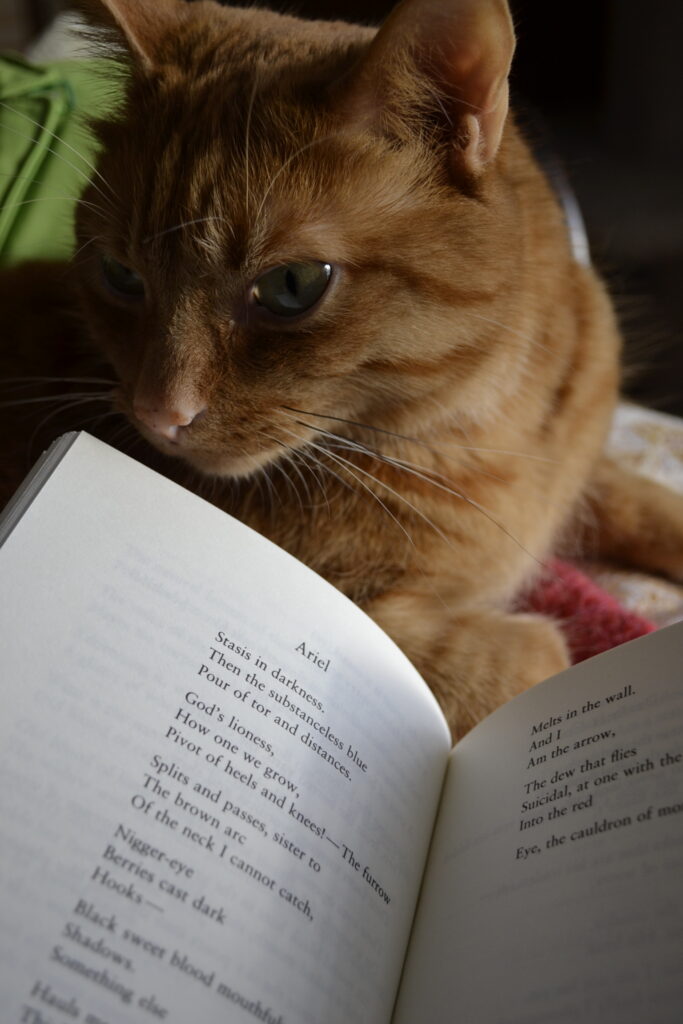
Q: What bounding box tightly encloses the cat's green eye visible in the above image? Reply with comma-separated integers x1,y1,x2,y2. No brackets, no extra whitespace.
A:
251,261,332,318
101,253,145,299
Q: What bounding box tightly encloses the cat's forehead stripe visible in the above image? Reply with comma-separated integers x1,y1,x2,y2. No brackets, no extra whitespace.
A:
103,31,452,282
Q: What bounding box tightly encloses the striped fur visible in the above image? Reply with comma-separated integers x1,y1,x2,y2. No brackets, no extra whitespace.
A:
3,0,682,736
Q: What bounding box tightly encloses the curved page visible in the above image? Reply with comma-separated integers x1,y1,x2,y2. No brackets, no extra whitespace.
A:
394,624,683,1024
0,433,450,1024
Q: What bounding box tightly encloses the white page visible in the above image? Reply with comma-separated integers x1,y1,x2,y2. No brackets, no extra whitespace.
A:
0,433,450,1024
394,623,683,1024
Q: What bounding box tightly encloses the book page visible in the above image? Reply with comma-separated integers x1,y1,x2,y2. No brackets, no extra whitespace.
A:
0,433,451,1024
394,623,683,1024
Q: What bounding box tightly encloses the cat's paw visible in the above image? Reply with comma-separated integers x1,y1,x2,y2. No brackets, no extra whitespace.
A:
506,613,571,689
412,608,570,740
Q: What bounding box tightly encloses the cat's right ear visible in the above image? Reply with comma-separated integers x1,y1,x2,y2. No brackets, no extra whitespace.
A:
339,0,515,181
77,0,184,71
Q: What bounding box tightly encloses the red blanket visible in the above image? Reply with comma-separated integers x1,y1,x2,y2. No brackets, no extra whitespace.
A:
519,560,656,664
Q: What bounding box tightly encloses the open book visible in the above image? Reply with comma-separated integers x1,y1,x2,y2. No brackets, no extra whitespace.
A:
1,433,681,1024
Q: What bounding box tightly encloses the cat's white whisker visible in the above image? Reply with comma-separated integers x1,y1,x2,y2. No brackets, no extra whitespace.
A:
142,216,234,246
254,131,345,227
71,234,110,263
0,391,112,408
0,119,114,209
275,427,460,614
321,429,543,564
282,406,557,464
260,463,282,512
283,412,544,563
243,67,261,221
301,418,491,492
106,418,140,451
277,449,314,508
304,450,355,504
0,194,108,220
0,100,117,200
253,435,299,506
293,446,336,511
320,436,455,546
321,431,505,485
26,396,110,457
0,376,116,386
278,423,419,549
75,408,123,432
292,445,353,508
259,430,330,512
273,457,305,511
275,424,363,502
316,442,423,548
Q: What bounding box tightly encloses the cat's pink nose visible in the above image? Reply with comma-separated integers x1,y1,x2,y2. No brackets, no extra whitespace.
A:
133,401,206,442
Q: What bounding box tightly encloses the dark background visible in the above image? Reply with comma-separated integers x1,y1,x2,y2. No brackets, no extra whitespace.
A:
3,0,682,413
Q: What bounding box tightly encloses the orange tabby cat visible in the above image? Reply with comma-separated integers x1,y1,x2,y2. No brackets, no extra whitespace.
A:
2,0,682,737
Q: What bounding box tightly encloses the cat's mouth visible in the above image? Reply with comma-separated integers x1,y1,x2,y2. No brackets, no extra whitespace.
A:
131,415,285,480
116,387,306,480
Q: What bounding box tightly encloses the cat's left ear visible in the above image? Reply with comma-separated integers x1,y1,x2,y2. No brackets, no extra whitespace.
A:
78,0,184,70
342,0,515,179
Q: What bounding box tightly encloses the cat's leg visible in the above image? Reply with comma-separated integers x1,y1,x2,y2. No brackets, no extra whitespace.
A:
364,591,569,740
584,456,683,581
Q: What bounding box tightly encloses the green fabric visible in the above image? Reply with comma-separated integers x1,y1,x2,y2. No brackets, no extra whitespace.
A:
0,54,124,267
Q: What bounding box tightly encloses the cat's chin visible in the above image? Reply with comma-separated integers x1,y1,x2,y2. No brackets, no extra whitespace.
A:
132,425,274,480
174,445,276,481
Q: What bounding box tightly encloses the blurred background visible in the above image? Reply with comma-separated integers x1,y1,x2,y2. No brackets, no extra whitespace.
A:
2,0,682,413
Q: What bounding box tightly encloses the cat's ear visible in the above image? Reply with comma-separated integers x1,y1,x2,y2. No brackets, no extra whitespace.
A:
342,0,515,178
78,0,183,70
